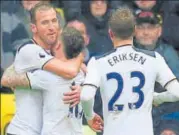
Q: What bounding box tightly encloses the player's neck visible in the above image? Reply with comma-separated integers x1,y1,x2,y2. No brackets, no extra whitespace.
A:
32,36,51,50
55,47,68,61
56,54,67,61
113,38,133,48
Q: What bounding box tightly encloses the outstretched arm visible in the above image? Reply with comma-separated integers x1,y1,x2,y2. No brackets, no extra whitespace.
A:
153,91,179,106
166,79,179,98
156,53,179,98
43,53,84,79
1,65,30,90
15,45,84,80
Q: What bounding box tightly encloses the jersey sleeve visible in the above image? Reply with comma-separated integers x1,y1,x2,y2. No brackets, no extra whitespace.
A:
156,53,177,88
83,57,101,88
14,44,53,73
27,70,48,91
73,70,85,85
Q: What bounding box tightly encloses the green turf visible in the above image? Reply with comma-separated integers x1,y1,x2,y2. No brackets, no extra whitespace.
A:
83,125,97,135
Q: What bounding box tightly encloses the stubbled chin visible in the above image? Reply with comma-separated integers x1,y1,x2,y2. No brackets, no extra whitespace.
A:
48,39,57,45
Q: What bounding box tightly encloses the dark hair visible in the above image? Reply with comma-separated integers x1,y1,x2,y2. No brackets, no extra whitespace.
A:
61,27,85,59
109,6,135,39
30,2,57,24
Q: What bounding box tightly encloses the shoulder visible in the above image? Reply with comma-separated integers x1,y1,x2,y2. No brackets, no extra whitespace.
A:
74,70,85,84
155,51,166,62
17,40,50,57
17,39,39,52
30,70,60,82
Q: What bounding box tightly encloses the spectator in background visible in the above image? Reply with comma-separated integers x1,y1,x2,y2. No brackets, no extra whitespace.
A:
160,1,179,53
155,121,179,135
62,1,82,22
134,11,179,133
63,0,125,56
128,0,179,54
134,11,179,85
63,1,124,22
1,0,43,70
67,20,90,63
81,0,113,56
15,0,43,37
128,0,162,15
1,0,28,69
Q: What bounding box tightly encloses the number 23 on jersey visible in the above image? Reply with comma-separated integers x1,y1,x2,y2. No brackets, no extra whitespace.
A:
107,71,145,111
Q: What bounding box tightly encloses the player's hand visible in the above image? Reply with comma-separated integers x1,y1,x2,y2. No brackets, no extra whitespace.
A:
63,85,81,107
153,92,163,107
87,113,103,132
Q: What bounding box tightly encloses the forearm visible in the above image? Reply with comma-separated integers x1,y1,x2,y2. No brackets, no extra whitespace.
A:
166,79,179,98
81,98,95,120
1,64,30,89
80,85,97,120
43,53,84,79
153,91,179,105
81,85,97,101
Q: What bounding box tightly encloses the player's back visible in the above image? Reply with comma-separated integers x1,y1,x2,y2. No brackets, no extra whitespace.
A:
28,70,84,135
95,45,160,135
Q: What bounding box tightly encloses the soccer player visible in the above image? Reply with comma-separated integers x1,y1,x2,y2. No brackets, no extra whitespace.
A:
2,27,102,134
26,27,85,135
3,3,83,135
79,6,179,135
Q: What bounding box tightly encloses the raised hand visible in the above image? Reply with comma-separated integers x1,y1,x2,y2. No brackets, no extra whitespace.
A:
87,113,104,133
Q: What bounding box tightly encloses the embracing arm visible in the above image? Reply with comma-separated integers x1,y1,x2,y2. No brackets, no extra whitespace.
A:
43,53,84,79
1,65,30,90
15,45,84,80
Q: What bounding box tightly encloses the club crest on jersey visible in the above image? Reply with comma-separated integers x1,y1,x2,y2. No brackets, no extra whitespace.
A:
39,52,46,58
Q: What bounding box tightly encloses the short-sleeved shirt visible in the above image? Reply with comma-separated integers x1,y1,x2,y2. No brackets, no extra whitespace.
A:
7,40,53,135
27,69,84,135
83,45,176,135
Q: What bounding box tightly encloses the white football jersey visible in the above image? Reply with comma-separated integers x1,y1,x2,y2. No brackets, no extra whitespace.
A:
83,45,176,135
28,70,85,135
7,40,53,135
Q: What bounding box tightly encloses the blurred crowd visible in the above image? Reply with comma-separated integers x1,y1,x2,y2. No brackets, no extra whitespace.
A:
1,1,179,135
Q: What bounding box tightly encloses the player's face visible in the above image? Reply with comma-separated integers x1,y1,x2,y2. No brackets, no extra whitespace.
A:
135,0,156,10
34,8,60,47
135,23,161,46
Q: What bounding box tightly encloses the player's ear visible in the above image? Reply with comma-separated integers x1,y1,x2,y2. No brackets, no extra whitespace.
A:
157,25,162,37
56,42,61,50
134,25,138,35
85,34,90,46
108,29,114,40
59,28,63,35
30,23,37,33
